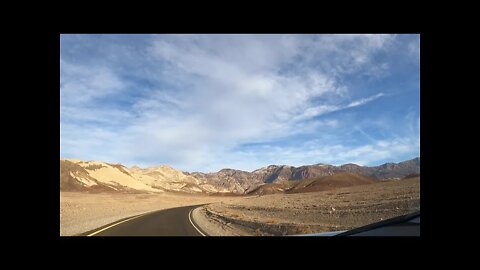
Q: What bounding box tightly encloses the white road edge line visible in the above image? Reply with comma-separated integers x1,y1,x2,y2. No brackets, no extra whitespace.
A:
87,212,151,236
189,208,207,236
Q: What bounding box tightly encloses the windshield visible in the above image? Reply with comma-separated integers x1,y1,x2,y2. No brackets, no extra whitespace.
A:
60,34,420,236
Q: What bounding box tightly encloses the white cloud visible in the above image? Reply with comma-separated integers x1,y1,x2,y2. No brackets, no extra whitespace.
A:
60,34,413,172
294,92,385,121
347,93,385,107
60,59,126,104
301,34,395,77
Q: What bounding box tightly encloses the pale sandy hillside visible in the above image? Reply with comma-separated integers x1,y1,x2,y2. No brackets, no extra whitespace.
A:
129,165,220,193
61,159,159,192
61,158,227,194
131,165,199,184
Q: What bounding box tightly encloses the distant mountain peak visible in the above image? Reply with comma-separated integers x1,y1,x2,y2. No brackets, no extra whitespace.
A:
314,163,331,167
340,163,361,167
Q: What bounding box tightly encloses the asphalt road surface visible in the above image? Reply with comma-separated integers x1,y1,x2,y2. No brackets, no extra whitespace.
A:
81,205,206,236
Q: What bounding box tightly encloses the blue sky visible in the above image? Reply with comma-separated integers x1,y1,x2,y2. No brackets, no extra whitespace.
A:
60,34,420,172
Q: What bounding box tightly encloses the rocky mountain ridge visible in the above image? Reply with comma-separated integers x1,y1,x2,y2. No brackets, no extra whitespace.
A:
60,157,420,194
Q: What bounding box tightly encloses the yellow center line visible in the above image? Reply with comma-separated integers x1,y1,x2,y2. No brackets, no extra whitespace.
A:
87,212,152,236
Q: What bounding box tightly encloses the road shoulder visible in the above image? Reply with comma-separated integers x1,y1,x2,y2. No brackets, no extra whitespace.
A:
191,206,252,236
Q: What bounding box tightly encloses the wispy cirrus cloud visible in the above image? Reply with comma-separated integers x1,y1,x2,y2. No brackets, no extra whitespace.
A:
294,92,385,121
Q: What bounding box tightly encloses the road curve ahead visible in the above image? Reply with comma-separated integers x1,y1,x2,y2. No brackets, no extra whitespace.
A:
81,205,207,236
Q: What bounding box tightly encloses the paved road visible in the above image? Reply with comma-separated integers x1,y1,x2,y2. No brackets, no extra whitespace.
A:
81,205,206,236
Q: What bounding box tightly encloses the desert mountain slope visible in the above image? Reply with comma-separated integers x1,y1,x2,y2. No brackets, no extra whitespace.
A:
60,159,228,194
186,157,419,194
340,157,420,179
130,165,224,193
60,160,101,192
248,172,376,195
188,169,263,194
60,159,158,192
252,165,295,183
60,157,419,194
289,172,376,193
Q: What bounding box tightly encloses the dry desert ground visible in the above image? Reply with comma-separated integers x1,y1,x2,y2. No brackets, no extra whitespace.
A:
61,177,419,236
194,177,420,236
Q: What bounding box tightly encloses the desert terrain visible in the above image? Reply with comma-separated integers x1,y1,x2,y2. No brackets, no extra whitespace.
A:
193,177,420,236
60,158,420,236
61,176,419,236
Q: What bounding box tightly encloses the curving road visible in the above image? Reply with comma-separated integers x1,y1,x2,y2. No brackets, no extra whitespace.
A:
80,205,207,236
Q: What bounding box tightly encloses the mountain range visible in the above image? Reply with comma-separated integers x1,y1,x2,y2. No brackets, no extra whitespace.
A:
60,157,420,194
